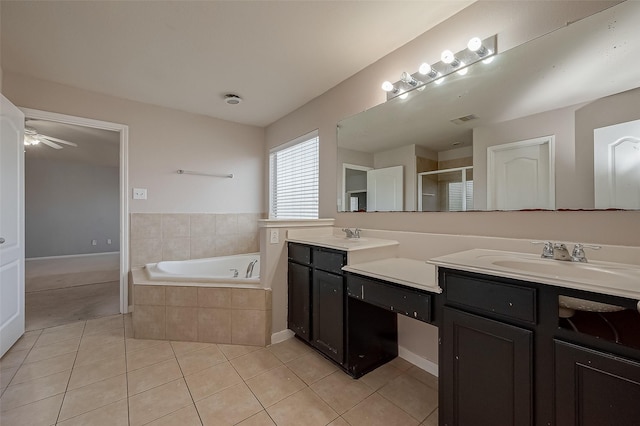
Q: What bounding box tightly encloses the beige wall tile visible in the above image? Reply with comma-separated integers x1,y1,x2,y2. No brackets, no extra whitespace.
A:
190,237,216,259
216,214,238,235
131,214,162,239
232,310,267,346
162,238,190,261
190,214,216,236
131,238,162,267
215,235,238,256
237,232,259,254
232,289,267,310
134,285,165,306
198,288,231,308
166,287,197,307
237,213,260,234
162,214,190,238
133,306,165,340
166,307,198,342
198,308,231,344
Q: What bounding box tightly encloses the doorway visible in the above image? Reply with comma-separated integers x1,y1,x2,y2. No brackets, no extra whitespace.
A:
20,108,129,330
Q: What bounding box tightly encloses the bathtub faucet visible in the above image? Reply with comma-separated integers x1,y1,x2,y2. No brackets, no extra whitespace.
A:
230,268,239,278
246,259,258,278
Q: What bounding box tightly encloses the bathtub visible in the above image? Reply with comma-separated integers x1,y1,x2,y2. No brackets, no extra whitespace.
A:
144,252,260,287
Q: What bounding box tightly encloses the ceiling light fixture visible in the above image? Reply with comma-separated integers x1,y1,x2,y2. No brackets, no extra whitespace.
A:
224,94,242,105
380,35,497,101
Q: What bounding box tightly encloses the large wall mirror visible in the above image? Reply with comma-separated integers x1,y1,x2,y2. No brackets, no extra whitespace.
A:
337,1,640,212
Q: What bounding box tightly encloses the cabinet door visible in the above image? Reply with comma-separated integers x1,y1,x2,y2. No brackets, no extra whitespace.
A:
312,269,344,364
555,340,640,426
441,307,533,426
288,261,311,341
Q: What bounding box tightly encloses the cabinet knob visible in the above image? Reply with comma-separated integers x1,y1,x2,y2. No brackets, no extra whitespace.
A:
0,237,5,244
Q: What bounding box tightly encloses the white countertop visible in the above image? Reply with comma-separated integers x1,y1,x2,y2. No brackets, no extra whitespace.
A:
343,258,441,294
429,249,640,300
287,235,399,252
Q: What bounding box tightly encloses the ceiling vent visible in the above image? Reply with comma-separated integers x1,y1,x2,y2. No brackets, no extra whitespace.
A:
224,94,242,105
450,114,478,125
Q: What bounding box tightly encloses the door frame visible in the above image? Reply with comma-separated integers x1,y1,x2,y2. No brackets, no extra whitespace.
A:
341,163,372,212
20,108,130,313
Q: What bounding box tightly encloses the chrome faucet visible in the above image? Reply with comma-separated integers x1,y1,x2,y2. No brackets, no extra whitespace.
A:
571,243,601,262
246,259,258,278
230,268,239,278
533,241,601,262
341,228,361,239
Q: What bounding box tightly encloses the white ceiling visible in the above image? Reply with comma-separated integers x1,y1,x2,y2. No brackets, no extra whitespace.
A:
1,1,472,127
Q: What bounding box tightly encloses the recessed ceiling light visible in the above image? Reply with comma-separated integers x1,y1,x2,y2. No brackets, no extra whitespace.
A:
224,94,242,105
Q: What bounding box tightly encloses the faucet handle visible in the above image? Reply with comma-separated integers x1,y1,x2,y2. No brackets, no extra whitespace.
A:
571,243,601,262
531,241,554,258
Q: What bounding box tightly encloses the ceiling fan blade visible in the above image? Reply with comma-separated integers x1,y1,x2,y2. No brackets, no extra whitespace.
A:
41,135,78,147
39,139,63,149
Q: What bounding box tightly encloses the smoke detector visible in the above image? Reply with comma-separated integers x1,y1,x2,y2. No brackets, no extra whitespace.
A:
224,94,242,105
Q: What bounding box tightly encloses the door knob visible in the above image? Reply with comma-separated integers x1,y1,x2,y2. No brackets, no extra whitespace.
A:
0,237,5,244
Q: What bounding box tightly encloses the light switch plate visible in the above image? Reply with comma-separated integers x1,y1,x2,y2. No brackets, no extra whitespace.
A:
270,229,279,244
133,188,147,200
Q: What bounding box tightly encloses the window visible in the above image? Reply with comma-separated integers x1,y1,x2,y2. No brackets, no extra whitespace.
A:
269,131,319,219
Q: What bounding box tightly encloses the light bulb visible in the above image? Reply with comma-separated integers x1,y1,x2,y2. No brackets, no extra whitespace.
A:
381,81,395,92
482,50,495,64
467,37,482,52
457,62,468,76
399,91,409,100
441,50,460,67
418,62,438,78
434,75,445,85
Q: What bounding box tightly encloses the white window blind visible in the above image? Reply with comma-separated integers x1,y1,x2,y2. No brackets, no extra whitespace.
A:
269,132,319,219
448,181,474,212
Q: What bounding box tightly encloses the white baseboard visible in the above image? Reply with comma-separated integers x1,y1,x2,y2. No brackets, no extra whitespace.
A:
398,345,439,377
270,329,295,345
26,251,120,261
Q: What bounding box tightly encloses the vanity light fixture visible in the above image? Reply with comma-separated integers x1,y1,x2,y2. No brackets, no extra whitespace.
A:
381,34,497,101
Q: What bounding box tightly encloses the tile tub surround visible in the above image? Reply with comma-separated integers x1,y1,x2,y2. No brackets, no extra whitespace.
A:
130,213,263,267
132,273,272,346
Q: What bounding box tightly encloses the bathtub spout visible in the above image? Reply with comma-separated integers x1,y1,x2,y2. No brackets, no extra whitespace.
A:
246,259,258,278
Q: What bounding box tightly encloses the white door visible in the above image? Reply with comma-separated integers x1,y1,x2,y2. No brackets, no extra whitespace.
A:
594,119,640,209
366,166,403,211
0,95,25,357
487,136,555,210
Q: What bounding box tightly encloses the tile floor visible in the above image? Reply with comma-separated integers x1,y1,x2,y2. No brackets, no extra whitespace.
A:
0,314,439,426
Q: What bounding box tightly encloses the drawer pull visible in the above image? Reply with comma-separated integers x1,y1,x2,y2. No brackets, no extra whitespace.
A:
361,286,364,299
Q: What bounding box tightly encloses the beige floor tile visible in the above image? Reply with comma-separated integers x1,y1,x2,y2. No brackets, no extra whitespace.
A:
378,374,438,422
285,352,337,385
246,365,306,407
236,410,276,426
267,338,312,363
67,354,126,390
184,361,242,401
56,398,129,426
328,417,350,426
23,338,80,364
310,370,374,414
0,369,70,411
359,363,403,390
125,337,164,353
0,366,18,394
83,314,124,335
421,408,438,426
128,378,193,426
40,321,85,336
196,382,263,426
145,404,202,426
58,373,127,421
79,327,124,350
170,340,213,356
218,343,261,360
127,342,175,371
75,340,125,367
266,388,338,426
7,330,42,352
34,326,84,348
229,348,283,380
389,356,414,372
1,348,30,370
342,393,419,426
128,358,183,396
407,365,439,390
176,345,227,376
10,352,76,385
0,393,64,426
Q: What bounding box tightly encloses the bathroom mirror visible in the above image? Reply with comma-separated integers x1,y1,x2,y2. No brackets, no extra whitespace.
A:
337,1,640,212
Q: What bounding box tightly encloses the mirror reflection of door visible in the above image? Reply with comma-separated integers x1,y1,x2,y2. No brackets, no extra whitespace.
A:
594,119,640,209
367,166,403,211
343,164,372,212
487,136,555,210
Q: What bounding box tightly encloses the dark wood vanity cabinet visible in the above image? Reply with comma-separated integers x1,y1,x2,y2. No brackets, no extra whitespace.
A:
287,244,312,341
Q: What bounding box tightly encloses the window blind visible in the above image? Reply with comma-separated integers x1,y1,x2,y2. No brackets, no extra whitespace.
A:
269,133,319,219
448,180,474,212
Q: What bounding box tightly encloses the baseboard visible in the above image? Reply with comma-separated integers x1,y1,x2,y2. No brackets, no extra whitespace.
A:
270,329,295,345
26,251,120,261
398,345,439,377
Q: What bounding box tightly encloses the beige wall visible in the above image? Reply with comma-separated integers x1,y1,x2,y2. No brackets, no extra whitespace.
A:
3,72,265,214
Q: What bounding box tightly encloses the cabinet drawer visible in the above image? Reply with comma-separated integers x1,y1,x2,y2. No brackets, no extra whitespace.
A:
348,275,432,323
288,243,311,265
445,273,536,324
314,248,346,274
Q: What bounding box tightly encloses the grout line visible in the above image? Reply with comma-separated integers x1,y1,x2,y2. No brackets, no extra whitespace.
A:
168,339,205,425
54,319,86,425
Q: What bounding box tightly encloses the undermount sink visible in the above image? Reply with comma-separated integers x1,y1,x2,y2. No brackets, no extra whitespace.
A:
489,259,635,283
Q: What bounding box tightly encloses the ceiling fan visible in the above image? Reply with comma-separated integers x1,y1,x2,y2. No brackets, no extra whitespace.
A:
23,121,78,150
